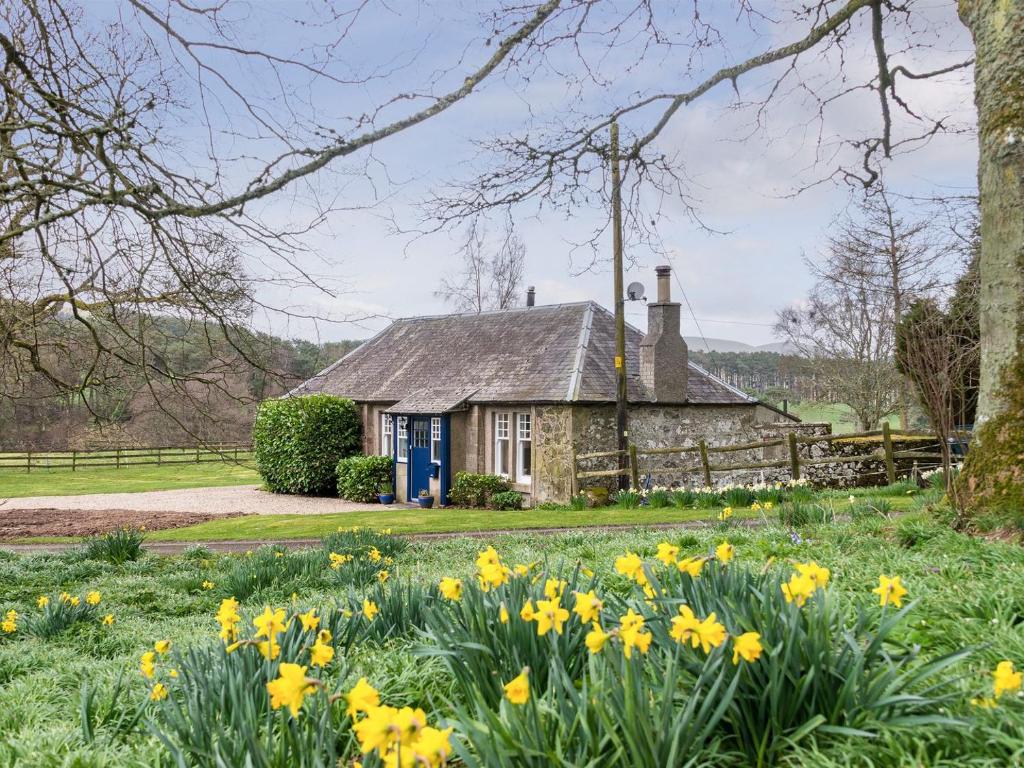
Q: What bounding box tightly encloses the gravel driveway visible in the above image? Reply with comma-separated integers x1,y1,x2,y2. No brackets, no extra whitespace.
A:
0,484,397,517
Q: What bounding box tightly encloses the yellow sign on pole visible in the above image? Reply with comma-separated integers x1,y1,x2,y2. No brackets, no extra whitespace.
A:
614,356,623,369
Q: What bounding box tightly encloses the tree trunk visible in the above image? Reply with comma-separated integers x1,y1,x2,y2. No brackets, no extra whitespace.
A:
960,1,1024,424
957,0,1024,520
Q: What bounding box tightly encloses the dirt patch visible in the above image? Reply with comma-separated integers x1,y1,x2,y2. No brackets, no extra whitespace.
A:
0,508,246,539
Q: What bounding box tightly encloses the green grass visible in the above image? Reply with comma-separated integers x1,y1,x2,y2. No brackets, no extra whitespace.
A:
0,462,260,498
782,401,900,433
12,493,918,544
0,513,1022,766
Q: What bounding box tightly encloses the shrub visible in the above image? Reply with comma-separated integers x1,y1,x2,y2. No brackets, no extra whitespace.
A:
490,491,523,511
83,527,145,564
647,488,672,509
448,472,510,508
218,548,327,602
336,455,393,502
612,488,643,509
671,489,696,508
569,493,589,511
22,593,102,638
252,394,361,495
722,485,755,508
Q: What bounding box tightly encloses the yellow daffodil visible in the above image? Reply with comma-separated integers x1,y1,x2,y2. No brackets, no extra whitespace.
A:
86,591,101,606
257,639,281,660
59,592,72,603
715,541,734,564
656,542,679,566
782,572,817,607
299,609,320,632
37,595,49,608
216,597,241,643
971,696,998,709
534,596,569,636
504,669,529,704
513,563,530,577
140,651,156,679
994,661,1022,698
694,613,727,653
677,556,706,578
1,617,15,634
310,639,334,668
670,605,702,647
719,506,733,521
362,599,379,621
520,599,536,622
377,569,390,583
345,677,380,718
732,632,763,664
102,614,114,626
354,704,400,753
795,561,830,588
253,607,287,639
69,596,80,606
872,575,908,608
585,622,609,654
154,640,171,654
201,580,215,590
572,590,603,623
438,577,463,601
751,501,763,511
266,663,314,718
618,609,652,658
764,501,774,510
614,552,644,581
150,683,168,702
407,725,453,766
543,578,567,600
499,603,510,624
368,547,382,563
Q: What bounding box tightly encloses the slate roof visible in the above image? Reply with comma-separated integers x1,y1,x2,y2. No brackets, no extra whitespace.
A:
292,302,758,406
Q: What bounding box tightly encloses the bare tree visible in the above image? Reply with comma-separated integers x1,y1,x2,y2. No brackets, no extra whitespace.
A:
435,220,526,313
896,252,980,519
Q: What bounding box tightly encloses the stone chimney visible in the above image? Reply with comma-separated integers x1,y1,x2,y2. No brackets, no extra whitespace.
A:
639,265,688,401
526,286,535,307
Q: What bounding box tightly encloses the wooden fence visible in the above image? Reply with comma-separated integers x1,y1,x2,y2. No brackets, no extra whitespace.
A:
0,444,253,473
572,423,961,494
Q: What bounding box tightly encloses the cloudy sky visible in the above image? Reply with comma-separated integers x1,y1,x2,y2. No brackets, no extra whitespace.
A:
115,0,978,348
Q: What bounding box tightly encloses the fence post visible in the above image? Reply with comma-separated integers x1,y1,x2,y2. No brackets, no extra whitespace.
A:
698,440,712,487
157,447,162,467
570,447,579,497
196,447,200,463
788,433,800,481
628,444,640,490
882,422,896,485
72,450,77,472
115,448,121,469
26,450,31,474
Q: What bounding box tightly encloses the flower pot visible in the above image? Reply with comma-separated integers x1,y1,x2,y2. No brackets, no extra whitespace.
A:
417,496,434,509
378,493,395,505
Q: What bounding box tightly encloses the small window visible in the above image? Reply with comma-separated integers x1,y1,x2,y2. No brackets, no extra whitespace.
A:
380,414,393,456
397,417,408,462
494,412,511,477
412,419,429,449
430,417,442,463
516,413,532,481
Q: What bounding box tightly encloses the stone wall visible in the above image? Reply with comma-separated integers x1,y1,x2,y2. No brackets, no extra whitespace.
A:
533,404,575,504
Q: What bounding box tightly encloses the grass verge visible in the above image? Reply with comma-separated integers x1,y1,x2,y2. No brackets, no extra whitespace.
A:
0,462,260,498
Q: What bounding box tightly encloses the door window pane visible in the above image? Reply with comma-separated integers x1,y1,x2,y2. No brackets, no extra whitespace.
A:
430,417,442,463
397,417,408,461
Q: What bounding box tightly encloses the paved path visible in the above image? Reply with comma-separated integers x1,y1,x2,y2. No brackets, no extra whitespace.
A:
0,485,409,516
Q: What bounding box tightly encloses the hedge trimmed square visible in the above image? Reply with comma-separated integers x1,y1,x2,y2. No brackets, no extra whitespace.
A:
253,394,361,495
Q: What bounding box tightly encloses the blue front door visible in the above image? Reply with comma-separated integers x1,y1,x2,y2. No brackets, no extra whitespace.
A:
408,417,432,498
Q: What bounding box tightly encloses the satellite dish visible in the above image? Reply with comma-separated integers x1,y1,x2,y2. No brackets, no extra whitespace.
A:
626,281,646,301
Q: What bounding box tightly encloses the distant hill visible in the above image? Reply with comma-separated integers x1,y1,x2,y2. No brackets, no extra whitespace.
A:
684,337,796,355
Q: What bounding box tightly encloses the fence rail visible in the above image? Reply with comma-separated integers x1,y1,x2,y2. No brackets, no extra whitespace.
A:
0,445,252,473
572,422,958,494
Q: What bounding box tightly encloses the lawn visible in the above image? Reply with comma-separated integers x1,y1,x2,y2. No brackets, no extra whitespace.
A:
0,462,260,498
2,508,1021,767
782,401,900,433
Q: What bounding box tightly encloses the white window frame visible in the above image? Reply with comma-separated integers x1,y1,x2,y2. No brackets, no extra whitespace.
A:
494,412,511,478
380,414,393,456
430,417,442,464
396,416,408,462
516,413,532,482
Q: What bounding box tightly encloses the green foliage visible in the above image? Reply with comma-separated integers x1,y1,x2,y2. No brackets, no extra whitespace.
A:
252,395,361,495
777,501,833,528
82,527,145,565
22,595,102,639
320,528,407,561
336,455,393,502
613,488,643,509
490,491,523,511
722,486,755,508
569,493,589,511
647,488,673,508
672,489,697,508
218,547,327,602
448,472,510,508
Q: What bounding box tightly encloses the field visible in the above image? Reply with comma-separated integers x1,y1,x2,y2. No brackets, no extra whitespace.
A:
781,402,900,433
2,505,1022,767
0,462,260,498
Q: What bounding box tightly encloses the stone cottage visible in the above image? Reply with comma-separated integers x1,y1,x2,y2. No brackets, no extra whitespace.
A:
292,266,797,505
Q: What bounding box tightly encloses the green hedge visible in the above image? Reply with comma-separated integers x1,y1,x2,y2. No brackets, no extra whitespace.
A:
252,394,361,495
448,472,510,508
489,490,523,510
337,455,393,502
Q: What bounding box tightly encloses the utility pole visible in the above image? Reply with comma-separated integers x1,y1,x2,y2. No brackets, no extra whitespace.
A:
610,121,628,489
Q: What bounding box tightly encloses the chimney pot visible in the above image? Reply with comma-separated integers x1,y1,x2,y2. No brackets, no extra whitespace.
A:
526,286,536,307
655,265,672,303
